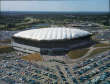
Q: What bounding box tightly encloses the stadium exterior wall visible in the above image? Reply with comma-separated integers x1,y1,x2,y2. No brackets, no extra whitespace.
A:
12,35,92,54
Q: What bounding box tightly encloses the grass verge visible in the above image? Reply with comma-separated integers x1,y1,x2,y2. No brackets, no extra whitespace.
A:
94,43,110,47
89,47,110,57
67,48,89,59
0,46,14,54
0,39,11,43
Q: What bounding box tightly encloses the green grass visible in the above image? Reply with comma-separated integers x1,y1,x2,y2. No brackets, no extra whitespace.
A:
67,48,89,59
0,39,11,43
0,46,14,54
103,26,110,29
89,47,110,57
94,43,110,47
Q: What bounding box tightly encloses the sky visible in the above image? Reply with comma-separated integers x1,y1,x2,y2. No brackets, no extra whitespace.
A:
1,0,109,12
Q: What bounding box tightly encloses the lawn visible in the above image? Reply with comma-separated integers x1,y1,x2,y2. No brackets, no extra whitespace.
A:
67,48,89,59
94,43,110,47
0,46,14,54
0,39,11,43
21,53,42,61
89,47,110,57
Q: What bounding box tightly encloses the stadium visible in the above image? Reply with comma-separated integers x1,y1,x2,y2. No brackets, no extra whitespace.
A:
11,27,92,55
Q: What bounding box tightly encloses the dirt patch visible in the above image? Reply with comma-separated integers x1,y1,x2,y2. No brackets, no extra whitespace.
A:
21,53,42,61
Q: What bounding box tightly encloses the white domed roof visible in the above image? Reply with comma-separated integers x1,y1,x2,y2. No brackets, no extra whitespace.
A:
14,27,91,41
